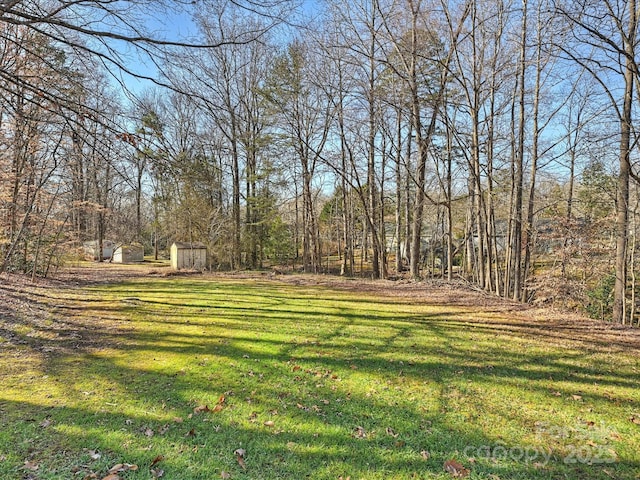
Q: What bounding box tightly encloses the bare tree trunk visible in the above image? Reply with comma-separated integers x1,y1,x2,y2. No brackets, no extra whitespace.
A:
445,119,454,281
614,24,634,323
404,122,413,267
510,0,528,301
395,108,404,275
367,67,381,278
522,0,544,301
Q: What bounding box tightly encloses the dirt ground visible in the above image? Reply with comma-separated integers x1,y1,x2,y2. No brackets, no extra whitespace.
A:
2,263,640,354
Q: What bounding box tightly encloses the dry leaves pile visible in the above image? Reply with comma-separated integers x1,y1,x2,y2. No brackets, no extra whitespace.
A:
443,459,470,478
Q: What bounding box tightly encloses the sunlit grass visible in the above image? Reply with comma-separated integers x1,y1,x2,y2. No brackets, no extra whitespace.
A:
0,274,639,479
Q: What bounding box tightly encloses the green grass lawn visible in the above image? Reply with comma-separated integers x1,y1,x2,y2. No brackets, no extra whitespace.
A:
1,271,639,479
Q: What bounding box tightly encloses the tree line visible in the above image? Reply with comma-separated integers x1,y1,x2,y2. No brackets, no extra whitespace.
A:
2,0,640,324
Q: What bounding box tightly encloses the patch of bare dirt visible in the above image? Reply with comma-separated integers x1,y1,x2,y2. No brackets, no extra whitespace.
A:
0,264,152,356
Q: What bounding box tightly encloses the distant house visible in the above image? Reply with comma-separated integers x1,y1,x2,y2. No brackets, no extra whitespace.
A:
83,240,115,261
171,242,207,270
113,243,145,263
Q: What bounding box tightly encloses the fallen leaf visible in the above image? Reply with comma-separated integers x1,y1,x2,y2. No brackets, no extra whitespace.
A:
234,448,246,457
173,417,184,423
150,455,165,468
264,420,275,427
23,461,39,471
151,468,165,478
354,426,366,438
101,475,120,480
144,427,154,437
444,459,469,478
571,394,583,401
234,447,247,469
221,472,231,479
630,415,640,425
87,450,101,460
212,404,224,413
39,418,52,428
421,450,430,460
292,365,301,372
158,424,170,435
108,463,138,474
194,405,212,414
386,427,399,438
185,428,196,437
108,464,124,473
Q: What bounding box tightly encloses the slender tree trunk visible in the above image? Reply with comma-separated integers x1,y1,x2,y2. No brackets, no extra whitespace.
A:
563,108,579,278
395,108,404,274
136,162,143,241
445,120,454,281
230,128,241,270
404,122,413,267
510,0,528,301
613,2,635,323
522,2,543,301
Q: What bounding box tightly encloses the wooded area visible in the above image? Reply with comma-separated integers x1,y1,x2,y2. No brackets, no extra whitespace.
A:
2,0,640,324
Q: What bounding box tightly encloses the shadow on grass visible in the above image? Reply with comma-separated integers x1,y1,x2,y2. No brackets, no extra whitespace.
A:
1,277,639,479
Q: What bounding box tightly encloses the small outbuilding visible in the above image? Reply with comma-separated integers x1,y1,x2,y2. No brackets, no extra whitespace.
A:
83,240,115,261
171,242,207,270
113,243,145,263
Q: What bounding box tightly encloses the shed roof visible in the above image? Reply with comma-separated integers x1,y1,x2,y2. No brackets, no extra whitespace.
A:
172,242,207,249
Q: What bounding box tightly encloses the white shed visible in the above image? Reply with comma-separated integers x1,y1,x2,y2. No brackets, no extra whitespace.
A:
83,240,115,261
171,242,207,270
113,243,145,263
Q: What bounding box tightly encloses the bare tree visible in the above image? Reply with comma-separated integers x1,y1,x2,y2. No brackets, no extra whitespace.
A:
263,40,332,273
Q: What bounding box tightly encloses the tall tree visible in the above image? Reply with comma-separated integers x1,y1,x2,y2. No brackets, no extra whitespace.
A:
264,40,332,273
407,0,469,279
